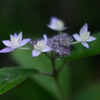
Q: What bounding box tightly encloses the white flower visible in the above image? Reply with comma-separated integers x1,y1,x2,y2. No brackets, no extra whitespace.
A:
47,17,67,31
73,23,96,49
0,31,31,53
32,34,52,57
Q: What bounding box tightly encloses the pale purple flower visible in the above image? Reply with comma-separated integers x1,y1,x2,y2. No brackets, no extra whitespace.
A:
32,34,52,57
47,17,67,31
73,23,96,49
0,31,31,53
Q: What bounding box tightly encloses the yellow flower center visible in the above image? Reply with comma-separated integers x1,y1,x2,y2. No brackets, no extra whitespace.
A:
34,40,45,50
12,37,21,47
81,33,88,41
56,20,64,29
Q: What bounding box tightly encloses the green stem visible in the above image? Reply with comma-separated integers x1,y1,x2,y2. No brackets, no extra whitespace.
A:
39,72,53,76
51,59,56,73
54,75,65,100
40,62,66,76
44,53,51,59
51,53,65,100
44,52,65,99
58,31,63,34
70,41,79,45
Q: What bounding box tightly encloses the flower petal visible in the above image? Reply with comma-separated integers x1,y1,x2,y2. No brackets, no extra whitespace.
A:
10,34,15,43
14,33,17,37
17,31,22,41
41,45,52,52
80,32,90,41
43,34,47,44
47,24,66,31
2,40,13,47
86,36,96,42
73,34,81,42
50,17,57,25
81,42,89,49
19,38,31,46
47,25,56,30
47,17,66,31
47,17,57,30
0,47,14,53
32,49,41,57
79,23,88,35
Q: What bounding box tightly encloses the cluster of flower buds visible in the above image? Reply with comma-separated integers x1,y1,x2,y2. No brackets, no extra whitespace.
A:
47,33,73,56
0,17,96,57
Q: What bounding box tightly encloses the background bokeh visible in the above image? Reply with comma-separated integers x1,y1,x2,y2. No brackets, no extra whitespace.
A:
0,0,100,100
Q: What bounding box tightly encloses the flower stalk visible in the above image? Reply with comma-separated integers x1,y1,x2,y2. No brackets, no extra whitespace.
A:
50,53,65,100
70,41,79,45
41,52,65,100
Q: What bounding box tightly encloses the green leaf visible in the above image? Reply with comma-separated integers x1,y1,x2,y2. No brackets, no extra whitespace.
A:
64,32,100,63
0,67,38,95
11,49,70,100
0,78,56,100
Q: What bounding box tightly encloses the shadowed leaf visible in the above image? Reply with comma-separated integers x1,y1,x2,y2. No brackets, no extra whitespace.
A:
0,67,38,95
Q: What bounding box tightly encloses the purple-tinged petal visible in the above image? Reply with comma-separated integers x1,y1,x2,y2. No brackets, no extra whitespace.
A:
32,49,41,57
47,17,57,29
50,17,57,25
47,17,66,31
41,45,52,52
47,25,56,30
17,31,22,41
86,36,96,42
10,34,15,43
43,34,47,44
0,47,14,53
2,40,13,47
79,23,88,35
19,38,31,46
14,33,17,37
47,25,64,31
73,34,81,42
81,42,89,49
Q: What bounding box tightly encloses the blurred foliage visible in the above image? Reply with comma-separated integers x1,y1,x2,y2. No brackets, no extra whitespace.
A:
72,82,100,100
11,49,70,99
0,67,38,95
0,78,56,100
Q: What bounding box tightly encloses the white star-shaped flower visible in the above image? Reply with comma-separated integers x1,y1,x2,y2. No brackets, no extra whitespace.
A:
73,23,96,49
0,31,31,53
32,34,52,57
47,17,67,31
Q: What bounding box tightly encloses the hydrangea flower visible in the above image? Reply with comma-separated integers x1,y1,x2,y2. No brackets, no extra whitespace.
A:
73,23,96,48
47,33,73,56
32,34,52,57
0,31,31,53
47,17,67,31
